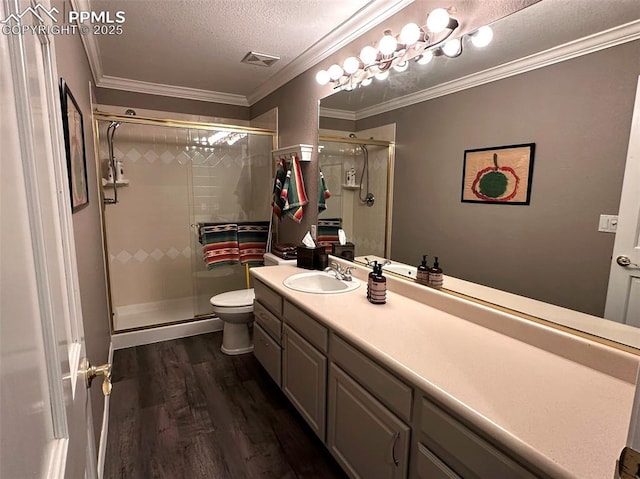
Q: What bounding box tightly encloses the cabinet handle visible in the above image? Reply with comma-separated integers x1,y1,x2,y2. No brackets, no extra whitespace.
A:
391,431,400,466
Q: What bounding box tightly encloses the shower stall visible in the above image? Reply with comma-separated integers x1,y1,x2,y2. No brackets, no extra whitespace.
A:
95,113,276,332
318,136,394,258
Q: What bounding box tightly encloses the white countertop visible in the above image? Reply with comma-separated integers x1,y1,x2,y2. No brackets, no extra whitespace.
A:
251,265,638,479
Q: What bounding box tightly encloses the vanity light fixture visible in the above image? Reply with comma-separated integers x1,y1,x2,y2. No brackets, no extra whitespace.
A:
316,7,493,90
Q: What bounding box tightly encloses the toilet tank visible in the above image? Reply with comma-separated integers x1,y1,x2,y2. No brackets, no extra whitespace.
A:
263,252,297,266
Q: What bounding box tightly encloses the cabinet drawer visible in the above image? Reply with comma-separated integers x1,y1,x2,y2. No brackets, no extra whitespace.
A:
283,300,328,353
331,334,412,422
415,443,461,479
419,398,537,479
254,323,281,386
254,300,281,344
253,279,283,317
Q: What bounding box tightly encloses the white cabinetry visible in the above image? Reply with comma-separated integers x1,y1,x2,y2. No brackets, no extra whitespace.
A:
327,364,410,479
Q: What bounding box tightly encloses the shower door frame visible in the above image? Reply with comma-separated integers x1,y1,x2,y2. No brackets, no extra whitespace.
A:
92,111,277,334
318,135,396,258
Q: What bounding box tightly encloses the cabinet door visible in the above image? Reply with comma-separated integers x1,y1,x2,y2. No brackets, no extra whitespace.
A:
282,324,327,440
254,323,281,386
327,364,410,479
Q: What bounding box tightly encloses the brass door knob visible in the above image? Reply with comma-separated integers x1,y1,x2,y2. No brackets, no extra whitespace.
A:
81,358,112,396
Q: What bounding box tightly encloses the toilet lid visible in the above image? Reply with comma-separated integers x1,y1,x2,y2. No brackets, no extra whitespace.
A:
210,288,255,307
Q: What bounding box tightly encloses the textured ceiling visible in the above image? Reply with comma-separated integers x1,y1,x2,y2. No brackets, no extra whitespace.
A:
91,0,373,96
86,0,639,107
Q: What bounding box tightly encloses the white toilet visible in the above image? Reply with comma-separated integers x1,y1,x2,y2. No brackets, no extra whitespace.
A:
210,252,296,355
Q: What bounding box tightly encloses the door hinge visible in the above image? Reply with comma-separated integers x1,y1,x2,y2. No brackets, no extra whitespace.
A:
619,447,640,479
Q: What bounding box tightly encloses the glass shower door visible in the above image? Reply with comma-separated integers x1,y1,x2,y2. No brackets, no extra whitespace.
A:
97,119,275,332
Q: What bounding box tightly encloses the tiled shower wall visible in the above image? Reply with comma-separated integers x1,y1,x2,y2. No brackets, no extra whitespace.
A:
100,123,273,328
102,125,193,314
319,132,391,258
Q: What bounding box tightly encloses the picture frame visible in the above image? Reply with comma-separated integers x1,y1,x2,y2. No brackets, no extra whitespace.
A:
60,78,89,212
461,143,535,205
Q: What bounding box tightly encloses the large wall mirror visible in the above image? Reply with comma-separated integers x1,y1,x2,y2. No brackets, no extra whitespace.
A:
318,0,640,350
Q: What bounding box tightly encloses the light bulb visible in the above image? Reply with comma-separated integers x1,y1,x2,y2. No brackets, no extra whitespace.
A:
328,63,344,80
316,69,330,85
379,33,397,56
360,45,378,65
393,61,408,72
416,50,433,65
442,38,461,57
400,22,421,45
343,56,361,75
361,77,373,86
375,70,389,81
426,8,450,33
471,26,493,47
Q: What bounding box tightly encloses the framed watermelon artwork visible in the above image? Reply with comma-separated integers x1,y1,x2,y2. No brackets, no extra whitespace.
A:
461,143,535,205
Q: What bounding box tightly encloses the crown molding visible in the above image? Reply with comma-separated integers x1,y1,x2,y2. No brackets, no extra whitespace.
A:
353,20,640,120
319,107,357,121
246,0,414,105
96,76,250,106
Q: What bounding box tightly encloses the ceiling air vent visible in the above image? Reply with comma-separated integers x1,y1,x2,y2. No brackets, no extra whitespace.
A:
241,51,280,67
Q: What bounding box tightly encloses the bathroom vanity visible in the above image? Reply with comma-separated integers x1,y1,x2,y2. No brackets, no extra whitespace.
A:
250,263,638,479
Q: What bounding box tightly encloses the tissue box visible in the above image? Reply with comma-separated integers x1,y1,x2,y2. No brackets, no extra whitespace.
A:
332,242,355,261
296,245,327,270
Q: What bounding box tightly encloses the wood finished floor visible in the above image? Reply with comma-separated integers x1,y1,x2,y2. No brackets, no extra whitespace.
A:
104,332,347,479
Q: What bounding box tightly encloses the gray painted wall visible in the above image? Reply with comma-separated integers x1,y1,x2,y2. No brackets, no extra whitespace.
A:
251,69,322,244
52,0,111,449
95,87,250,120
357,40,640,316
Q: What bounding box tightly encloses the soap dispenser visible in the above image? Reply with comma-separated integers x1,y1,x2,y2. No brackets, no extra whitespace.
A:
429,256,443,289
367,261,378,299
369,263,387,304
417,255,429,285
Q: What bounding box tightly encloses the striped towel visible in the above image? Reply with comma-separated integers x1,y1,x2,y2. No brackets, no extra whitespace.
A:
317,218,342,253
280,156,308,223
318,168,331,212
201,224,240,269
238,222,270,266
272,158,287,219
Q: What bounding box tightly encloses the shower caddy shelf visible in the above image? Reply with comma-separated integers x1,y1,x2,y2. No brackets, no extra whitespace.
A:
102,178,130,187
342,184,360,190
271,144,313,162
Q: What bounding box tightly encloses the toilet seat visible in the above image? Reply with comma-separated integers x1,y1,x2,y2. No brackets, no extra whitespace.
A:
210,288,255,314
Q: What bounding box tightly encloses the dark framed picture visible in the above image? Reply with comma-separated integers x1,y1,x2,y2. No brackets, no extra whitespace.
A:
60,78,89,212
461,143,535,205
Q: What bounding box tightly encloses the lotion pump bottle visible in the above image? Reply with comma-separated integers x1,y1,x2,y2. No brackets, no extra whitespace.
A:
367,261,378,299
417,255,429,285
429,256,444,289
369,264,387,304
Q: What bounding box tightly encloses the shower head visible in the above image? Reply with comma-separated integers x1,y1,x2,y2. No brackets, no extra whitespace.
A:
108,120,121,130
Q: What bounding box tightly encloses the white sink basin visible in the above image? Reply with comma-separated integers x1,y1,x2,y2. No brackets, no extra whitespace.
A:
383,263,417,278
283,272,360,294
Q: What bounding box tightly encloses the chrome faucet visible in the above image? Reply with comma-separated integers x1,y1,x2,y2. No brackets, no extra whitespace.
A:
324,262,354,281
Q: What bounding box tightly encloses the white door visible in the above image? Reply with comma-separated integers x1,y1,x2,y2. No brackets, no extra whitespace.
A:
605,75,640,326
1,1,99,478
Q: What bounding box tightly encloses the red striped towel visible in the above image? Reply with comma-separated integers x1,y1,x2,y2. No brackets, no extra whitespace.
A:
279,156,308,223
201,224,239,269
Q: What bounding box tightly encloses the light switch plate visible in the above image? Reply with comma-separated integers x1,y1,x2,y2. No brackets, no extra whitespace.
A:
598,214,618,233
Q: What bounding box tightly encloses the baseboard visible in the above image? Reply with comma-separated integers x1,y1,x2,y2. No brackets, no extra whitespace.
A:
97,342,114,479
111,318,223,350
